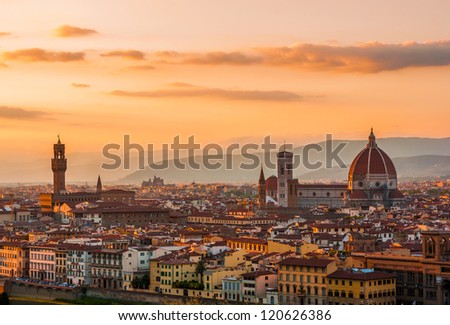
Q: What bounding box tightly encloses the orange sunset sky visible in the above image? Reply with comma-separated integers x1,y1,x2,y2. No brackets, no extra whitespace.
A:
1,0,450,162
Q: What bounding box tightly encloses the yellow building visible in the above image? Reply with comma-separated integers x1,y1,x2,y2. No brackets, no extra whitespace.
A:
224,249,249,268
278,257,337,305
0,242,29,278
326,269,396,305
202,267,246,299
159,259,198,294
226,237,268,253
267,240,318,255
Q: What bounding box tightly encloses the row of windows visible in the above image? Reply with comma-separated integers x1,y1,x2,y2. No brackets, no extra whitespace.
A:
280,274,325,284
299,192,344,197
328,289,395,298
30,270,54,280
279,265,326,273
328,279,393,286
0,252,18,259
30,263,54,271
280,284,326,296
279,295,325,305
30,253,55,261
92,269,122,278
223,281,240,291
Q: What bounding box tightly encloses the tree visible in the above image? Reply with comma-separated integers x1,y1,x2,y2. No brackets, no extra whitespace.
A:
195,260,206,283
141,274,150,289
0,292,10,305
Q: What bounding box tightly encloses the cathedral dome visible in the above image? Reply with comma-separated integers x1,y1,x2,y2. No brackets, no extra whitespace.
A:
348,129,397,182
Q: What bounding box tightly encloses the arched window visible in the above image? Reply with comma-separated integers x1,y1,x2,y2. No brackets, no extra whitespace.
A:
426,238,435,257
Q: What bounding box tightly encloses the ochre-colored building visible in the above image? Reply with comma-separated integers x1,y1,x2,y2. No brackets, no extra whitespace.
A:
278,257,337,305
0,242,29,278
226,237,268,253
327,269,396,305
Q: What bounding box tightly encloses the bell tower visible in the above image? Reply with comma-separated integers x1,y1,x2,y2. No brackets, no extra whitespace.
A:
51,135,67,194
258,166,266,209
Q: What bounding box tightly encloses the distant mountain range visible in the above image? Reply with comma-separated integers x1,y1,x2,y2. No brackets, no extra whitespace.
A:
119,137,450,184
1,137,449,184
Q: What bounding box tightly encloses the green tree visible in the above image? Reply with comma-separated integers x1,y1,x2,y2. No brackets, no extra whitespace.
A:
0,292,10,305
141,274,150,289
195,260,206,283
131,277,141,289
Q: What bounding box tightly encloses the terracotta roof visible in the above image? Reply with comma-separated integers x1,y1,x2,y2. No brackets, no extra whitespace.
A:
327,269,396,281
349,190,368,200
241,270,276,278
266,176,278,191
278,257,334,267
389,190,405,199
349,131,396,178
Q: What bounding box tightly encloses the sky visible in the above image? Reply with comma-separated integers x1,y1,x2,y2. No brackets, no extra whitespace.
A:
1,0,450,163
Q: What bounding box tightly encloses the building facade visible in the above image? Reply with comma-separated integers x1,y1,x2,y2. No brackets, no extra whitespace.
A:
278,258,337,305
326,269,396,305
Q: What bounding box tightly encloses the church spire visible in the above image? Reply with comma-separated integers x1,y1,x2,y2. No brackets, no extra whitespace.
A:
367,128,377,148
259,165,266,184
257,165,266,209
96,175,102,193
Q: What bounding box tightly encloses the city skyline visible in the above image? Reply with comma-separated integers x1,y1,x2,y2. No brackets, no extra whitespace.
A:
0,1,450,163
0,2,449,310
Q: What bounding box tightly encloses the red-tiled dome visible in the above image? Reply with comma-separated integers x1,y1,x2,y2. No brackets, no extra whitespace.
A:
389,189,404,199
266,176,278,191
349,130,397,179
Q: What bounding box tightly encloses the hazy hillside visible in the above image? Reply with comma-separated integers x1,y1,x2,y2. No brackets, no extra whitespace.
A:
1,137,449,184
119,137,450,184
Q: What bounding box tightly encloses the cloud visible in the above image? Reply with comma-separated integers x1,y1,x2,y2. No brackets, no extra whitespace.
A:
126,64,155,71
72,83,90,88
2,48,85,62
101,50,145,60
0,32,11,37
108,83,301,102
151,41,450,73
256,41,450,72
0,106,52,120
183,51,262,65
54,25,97,37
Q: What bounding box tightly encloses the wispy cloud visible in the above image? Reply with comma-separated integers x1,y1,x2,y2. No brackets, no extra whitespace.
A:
126,64,155,71
150,41,450,73
101,50,145,60
2,48,85,62
183,51,262,65
0,106,52,120
54,25,98,37
0,32,11,37
72,83,90,88
108,83,301,102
